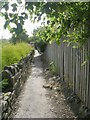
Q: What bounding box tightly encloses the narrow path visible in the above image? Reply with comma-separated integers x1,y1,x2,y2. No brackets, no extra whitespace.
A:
11,50,75,118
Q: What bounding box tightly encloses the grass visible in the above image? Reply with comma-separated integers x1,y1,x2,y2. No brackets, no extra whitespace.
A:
2,42,33,70
0,41,2,71
0,41,33,92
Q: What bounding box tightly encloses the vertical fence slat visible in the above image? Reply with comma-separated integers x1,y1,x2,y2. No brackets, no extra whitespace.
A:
44,39,90,109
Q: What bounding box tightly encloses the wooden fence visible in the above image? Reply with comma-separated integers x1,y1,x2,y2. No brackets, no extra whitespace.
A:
44,39,90,109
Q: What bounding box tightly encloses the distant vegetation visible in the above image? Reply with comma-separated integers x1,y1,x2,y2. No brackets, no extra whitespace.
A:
28,27,48,53
2,42,32,70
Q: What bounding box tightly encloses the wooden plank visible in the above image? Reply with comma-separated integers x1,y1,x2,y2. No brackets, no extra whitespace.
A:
44,38,90,109
72,47,76,93
86,40,90,108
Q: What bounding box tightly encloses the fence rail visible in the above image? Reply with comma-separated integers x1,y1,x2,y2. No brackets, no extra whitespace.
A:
44,39,90,109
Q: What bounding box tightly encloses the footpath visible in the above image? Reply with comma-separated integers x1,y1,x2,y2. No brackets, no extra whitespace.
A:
11,50,75,118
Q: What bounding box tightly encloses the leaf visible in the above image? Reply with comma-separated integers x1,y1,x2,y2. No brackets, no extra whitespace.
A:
4,21,10,29
17,23,22,29
47,20,50,24
11,3,17,7
37,14,42,22
81,61,87,66
3,3,9,11
11,3,17,12
4,13,8,20
7,25,11,30
67,42,71,47
21,12,28,19
56,40,60,45
72,45,79,48
17,23,23,33
10,28,17,34
9,13,13,17
0,12,3,17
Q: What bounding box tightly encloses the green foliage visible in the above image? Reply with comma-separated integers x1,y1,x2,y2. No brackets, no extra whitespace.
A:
0,79,9,92
0,78,14,92
28,27,48,52
0,41,2,72
35,40,47,53
1,2,28,43
2,42,32,69
27,2,90,46
10,30,29,44
1,2,90,46
49,62,56,75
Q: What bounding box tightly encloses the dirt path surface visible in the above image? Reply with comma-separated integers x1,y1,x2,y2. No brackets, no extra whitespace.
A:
11,50,76,118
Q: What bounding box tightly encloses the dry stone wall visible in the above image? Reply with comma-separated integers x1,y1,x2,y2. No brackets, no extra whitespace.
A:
0,50,34,120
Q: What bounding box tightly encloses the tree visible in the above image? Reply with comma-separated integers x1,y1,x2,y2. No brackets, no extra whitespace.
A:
28,26,48,52
1,2,28,43
10,29,29,44
1,1,90,46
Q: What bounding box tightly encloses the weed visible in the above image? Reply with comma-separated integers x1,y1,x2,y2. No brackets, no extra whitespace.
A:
2,42,32,70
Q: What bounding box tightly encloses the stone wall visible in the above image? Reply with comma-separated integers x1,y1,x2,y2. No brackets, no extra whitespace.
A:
0,50,34,120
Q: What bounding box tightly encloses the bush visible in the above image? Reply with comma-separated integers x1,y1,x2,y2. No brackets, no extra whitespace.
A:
2,42,32,70
49,62,56,75
35,41,47,53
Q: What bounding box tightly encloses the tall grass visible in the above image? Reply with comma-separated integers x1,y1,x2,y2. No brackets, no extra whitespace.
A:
0,40,2,71
2,42,33,69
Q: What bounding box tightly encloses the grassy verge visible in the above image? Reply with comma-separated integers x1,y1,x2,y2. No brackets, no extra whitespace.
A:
0,42,33,92
2,42,33,70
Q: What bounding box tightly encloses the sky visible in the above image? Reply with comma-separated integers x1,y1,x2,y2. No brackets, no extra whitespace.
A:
0,16,12,39
0,0,44,39
0,16,42,39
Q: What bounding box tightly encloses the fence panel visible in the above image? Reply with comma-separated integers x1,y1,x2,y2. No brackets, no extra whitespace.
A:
44,39,90,109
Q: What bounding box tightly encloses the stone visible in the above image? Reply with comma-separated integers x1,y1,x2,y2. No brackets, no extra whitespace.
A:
3,113,8,120
8,107,12,115
17,63,23,69
8,96,13,104
2,70,12,80
0,95,2,100
12,64,20,73
2,112,6,119
24,56,29,63
3,95,9,101
84,113,90,119
56,76,61,81
43,84,53,89
4,66,16,76
75,97,81,104
4,92,11,97
2,71,13,92
3,92,11,101
43,84,50,88
56,87,61,92
2,100,8,112
66,96,75,103
1,50,34,120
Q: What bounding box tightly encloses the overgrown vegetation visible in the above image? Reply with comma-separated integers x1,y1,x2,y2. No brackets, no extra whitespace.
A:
1,2,90,46
0,41,2,72
0,79,10,92
0,41,33,92
49,62,56,75
2,42,32,69
28,27,48,53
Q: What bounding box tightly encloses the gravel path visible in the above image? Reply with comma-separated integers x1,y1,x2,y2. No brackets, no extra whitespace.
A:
11,50,75,118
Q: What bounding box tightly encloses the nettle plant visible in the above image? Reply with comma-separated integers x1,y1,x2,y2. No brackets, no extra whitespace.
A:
0,1,90,46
